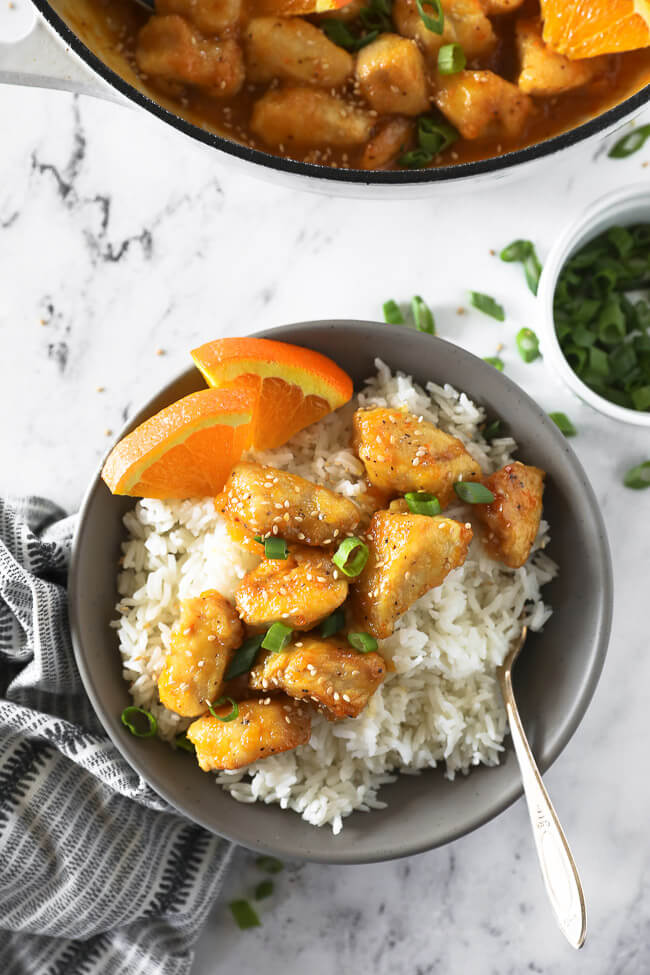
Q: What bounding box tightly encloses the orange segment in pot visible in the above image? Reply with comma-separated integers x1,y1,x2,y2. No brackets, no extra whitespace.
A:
541,0,650,58
190,337,354,449
250,0,355,13
101,387,254,498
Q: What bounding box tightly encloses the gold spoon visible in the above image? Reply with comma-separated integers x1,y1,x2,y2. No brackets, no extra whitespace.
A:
497,626,587,949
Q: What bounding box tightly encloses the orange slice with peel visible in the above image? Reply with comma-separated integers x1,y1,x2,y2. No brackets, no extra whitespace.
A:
251,0,354,14
541,0,650,58
191,337,354,450
102,387,254,499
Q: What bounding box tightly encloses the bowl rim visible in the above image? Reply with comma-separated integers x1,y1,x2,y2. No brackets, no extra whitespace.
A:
33,0,650,187
537,183,650,428
69,321,613,862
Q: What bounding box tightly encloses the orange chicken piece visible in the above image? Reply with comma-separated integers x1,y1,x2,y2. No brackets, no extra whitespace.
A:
249,637,386,718
353,407,482,508
235,546,348,630
474,461,545,568
158,590,243,717
187,697,311,770
353,511,473,638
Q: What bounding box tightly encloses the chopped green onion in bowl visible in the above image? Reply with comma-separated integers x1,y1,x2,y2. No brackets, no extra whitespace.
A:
404,491,441,516
348,632,378,653
262,622,293,653
453,481,495,504
470,291,505,321
332,537,369,577
121,706,157,738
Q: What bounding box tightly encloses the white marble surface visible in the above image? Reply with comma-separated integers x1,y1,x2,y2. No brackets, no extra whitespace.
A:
2,81,650,974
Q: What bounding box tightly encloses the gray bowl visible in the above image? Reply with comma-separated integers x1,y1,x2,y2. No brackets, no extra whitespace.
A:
69,321,612,863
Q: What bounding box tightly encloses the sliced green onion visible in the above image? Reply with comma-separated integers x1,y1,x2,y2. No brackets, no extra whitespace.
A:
404,491,441,516
319,607,346,639
121,706,157,738
261,622,293,653
348,632,378,653
453,481,495,504
437,42,465,74
483,356,504,371
608,125,650,158
225,634,265,680
208,696,239,722
415,0,444,33
229,899,261,930
398,147,433,169
332,537,369,577
174,733,195,753
254,880,274,900
549,412,577,437
483,418,503,441
383,299,404,325
417,116,458,155
623,460,650,489
264,537,288,560
470,291,505,321
411,294,435,334
499,239,542,295
516,327,541,363
256,856,285,873
253,535,264,543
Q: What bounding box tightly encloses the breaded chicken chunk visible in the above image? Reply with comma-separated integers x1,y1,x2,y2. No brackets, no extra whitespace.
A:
353,407,482,508
393,0,495,61
219,462,360,546
235,546,348,630
355,34,430,116
249,637,386,718
158,590,243,717
187,697,311,770
136,16,244,95
434,70,532,141
516,18,604,97
474,461,545,568
352,511,473,638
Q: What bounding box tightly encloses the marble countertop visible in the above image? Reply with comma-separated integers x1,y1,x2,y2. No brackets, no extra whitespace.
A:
1,80,649,975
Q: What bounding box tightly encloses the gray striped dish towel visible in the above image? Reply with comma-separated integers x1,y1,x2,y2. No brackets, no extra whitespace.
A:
0,497,233,975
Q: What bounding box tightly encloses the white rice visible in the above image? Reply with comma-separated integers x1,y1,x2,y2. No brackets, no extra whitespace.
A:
114,360,557,834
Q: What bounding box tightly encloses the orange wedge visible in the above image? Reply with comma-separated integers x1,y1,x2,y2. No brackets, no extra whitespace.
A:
102,387,254,498
191,337,354,450
251,0,354,15
541,0,650,58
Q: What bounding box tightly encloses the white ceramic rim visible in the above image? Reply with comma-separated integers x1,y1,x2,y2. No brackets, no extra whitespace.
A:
537,182,650,428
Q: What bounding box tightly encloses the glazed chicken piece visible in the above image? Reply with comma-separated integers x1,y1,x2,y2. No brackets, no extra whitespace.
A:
355,34,430,116
235,546,348,630
245,17,354,87
434,70,532,141
393,0,495,62
516,18,605,97
158,590,243,717
481,0,524,12
136,16,245,96
360,118,414,170
251,88,373,148
187,697,311,770
474,461,545,568
249,637,386,719
157,0,241,34
353,511,473,638
353,407,482,508
219,462,360,546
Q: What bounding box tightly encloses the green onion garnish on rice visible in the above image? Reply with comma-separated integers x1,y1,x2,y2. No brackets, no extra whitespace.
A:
347,632,378,653
207,697,239,722
332,537,369,577
404,491,441,516
120,706,157,738
453,481,495,504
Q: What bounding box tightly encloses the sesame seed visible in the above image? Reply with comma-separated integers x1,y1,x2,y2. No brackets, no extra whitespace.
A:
207,634,216,641
342,693,351,702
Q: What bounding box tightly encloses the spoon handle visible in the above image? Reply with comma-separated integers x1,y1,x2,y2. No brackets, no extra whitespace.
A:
502,671,587,949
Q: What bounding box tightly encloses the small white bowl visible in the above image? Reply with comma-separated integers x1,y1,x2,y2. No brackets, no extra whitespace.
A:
537,183,650,428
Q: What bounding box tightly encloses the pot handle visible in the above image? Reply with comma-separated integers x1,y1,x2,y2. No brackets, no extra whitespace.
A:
0,1,124,103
